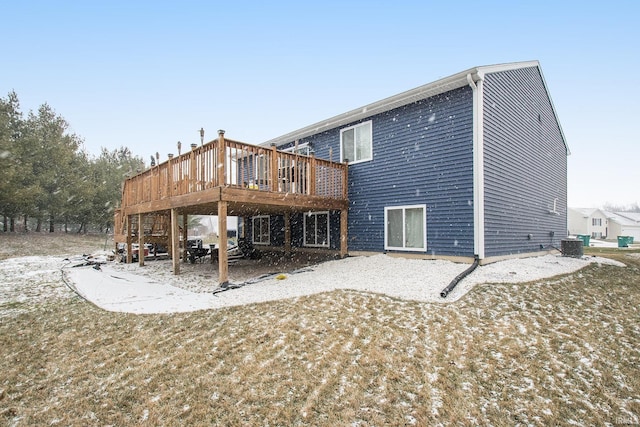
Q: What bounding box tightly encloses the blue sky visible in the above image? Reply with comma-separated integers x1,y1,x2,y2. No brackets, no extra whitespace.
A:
2,0,638,208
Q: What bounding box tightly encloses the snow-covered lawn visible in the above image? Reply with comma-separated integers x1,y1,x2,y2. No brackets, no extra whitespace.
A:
1,235,638,426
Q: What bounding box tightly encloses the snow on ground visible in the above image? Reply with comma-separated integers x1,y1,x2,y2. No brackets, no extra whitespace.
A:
64,253,624,314
0,256,75,316
583,238,620,248
0,251,625,316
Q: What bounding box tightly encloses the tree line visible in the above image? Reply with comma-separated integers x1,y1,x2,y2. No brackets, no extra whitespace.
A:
0,91,144,233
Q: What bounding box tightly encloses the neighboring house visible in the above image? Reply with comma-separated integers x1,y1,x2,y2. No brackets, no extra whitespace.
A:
605,211,640,241
251,60,569,262
568,208,640,240
568,207,609,238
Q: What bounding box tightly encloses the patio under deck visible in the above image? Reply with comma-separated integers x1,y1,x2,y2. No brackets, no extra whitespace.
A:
114,130,349,284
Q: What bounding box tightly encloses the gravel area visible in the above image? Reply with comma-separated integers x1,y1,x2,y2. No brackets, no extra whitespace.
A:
58,253,625,314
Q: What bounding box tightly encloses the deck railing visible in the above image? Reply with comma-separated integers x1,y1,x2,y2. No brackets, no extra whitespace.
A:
120,131,348,210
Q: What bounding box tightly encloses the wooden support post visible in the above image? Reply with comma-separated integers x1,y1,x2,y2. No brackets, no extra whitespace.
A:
201,148,206,189
126,215,132,263
190,148,197,192
178,151,183,195
155,165,160,201
241,217,248,238
171,208,180,275
340,208,348,258
309,155,316,196
270,144,278,192
343,161,349,199
182,214,188,263
218,201,229,285
138,213,144,266
167,156,173,197
217,130,226,186
284,212,291,256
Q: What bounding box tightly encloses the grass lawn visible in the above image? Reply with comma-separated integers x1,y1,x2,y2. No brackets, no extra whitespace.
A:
1,234,639,425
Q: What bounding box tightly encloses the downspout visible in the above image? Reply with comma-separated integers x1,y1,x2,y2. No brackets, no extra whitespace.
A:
467,72,486,261
440,74,485,299
440,255,480,298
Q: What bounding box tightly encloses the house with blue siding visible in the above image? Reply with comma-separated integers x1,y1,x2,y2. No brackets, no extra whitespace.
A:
245,60,568,263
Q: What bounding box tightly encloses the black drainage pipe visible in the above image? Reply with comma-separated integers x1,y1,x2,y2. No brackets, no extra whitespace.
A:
440,255,480,298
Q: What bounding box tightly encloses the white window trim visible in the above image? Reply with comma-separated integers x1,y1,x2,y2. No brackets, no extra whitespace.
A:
384,204,427,252
303,211,330,248
283,142,311,156
252,215,270,245
340,120,373,165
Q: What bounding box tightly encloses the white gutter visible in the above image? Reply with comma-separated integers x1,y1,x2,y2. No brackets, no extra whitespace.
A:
468,72,485,259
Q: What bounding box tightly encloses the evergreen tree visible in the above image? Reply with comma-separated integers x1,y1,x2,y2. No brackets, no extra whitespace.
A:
0,91,28,231
25,103,83,231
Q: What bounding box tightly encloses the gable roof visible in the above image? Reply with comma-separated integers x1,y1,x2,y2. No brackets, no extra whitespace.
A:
262,60,568,153
570,207,605,217
604,211,640,226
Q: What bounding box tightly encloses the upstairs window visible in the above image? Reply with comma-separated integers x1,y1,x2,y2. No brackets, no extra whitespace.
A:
340,121,372,164
592,218,602,226
283,142,312,156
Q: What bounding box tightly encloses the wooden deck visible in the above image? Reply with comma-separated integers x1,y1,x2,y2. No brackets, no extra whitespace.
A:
114,130,349,284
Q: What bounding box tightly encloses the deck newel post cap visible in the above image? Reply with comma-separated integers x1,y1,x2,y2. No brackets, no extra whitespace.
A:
168,153,174,159
270,143,277,147
190,143,197,150
217,129,225,136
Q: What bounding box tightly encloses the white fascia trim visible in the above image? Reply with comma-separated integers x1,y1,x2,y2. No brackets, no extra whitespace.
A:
468,73,485,259
535,64,570,155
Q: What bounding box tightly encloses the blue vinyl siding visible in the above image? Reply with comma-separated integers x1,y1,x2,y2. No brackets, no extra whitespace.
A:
482,67,567,257
280,87,475,256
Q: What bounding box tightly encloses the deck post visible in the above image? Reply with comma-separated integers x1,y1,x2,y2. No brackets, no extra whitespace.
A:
154,163,160,201
309,154,316,196
284,212,291,256
218,201,229,285
167,155,173,197
342,160,349,199
182,214,188,263
190,147,197,192
242,217,248,238
217,130,226,186
340,208,348,258
126,215,132,263
171,208,180,275
270,144,278,192
138,213,145,266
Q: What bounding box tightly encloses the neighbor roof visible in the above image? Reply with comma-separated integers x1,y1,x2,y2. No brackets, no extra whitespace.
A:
571,207,604,217
262,60,568,154
605,211,640,226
